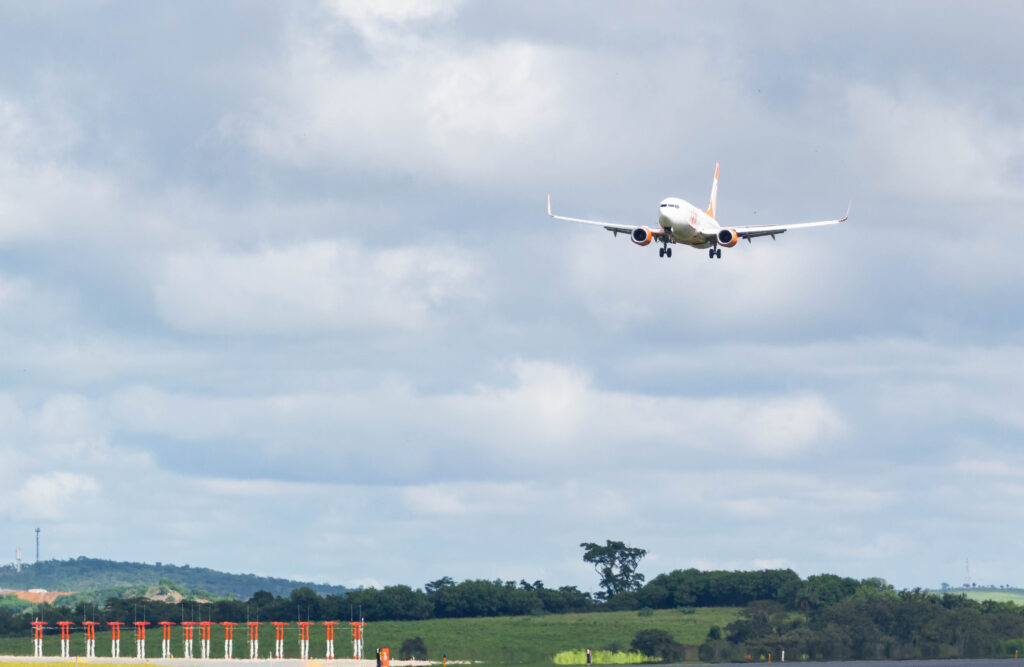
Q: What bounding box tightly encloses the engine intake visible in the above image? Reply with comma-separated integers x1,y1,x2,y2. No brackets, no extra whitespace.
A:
717,228,739,248
631,227,653,246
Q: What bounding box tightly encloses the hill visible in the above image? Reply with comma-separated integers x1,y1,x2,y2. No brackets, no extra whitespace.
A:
0,557,349,599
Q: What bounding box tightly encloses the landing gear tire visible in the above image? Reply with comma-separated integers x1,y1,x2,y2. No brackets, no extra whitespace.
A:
659,247,665,258
716,249,722,259
666,248,672,258
708,248,715,259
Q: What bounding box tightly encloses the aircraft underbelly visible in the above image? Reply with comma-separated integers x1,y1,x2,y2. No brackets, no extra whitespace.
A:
669,223,713,248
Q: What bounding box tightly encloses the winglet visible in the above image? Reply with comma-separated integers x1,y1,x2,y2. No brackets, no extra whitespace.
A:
547,194,552,217
840,200,851,222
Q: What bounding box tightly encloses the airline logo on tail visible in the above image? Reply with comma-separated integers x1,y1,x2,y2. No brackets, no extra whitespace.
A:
705,162,719,219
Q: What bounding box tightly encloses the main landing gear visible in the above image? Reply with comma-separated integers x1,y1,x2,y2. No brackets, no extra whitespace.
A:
659,246,673,258
708,248,722,259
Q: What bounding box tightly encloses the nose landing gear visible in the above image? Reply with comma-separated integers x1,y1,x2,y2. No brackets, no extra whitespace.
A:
708,248,722,259
659,245,672,258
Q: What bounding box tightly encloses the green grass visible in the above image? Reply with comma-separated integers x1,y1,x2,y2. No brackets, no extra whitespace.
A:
0,608,740,664
553,649,651,664
933,588,1024,605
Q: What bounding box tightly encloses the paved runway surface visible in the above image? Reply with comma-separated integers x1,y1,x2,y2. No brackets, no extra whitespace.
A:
0,658,446,666
671,661,1015,667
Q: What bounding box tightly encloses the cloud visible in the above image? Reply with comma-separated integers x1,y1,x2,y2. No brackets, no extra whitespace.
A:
11,472,99,520
153,240,481,334
399,481,533,517
232,32,567,188
96,360,844,489
0,273,31,309
845,82,1024,200
228,3,744,196
753,558,788,570
0,93,124,245
556,229,859,342
2,0,1024,593
323,0,462,40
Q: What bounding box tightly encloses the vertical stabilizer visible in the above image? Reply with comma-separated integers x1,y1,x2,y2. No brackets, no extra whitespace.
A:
706,162,719,219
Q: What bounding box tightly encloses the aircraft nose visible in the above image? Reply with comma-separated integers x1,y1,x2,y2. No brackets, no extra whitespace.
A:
658,206,675,226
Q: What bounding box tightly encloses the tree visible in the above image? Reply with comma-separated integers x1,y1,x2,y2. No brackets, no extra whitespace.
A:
631,629,685,662
425,577,454,596
399,636,427,659
579,540,647,601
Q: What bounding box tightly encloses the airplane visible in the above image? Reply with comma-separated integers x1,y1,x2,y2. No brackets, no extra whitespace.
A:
547,163,849,259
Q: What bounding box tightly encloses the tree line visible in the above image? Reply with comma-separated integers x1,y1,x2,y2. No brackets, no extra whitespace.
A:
6,571,1024,661
0,557,348,598
6,542,1024,662
0,578,595,634
0,570,958,633
698,589,1024,661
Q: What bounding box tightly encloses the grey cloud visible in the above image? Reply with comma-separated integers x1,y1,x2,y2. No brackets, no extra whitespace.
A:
1,1,1023,592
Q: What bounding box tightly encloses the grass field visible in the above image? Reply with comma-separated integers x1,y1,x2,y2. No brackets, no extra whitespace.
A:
960,590,1024,605
929,588,1024,605
0,608,740,664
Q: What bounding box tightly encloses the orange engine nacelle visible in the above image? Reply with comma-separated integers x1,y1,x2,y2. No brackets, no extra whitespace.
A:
631,227,654,246
717,228,739,248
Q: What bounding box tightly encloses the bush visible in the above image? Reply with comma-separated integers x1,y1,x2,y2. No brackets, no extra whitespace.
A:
699,640,737,663
553,650,651,665
399,636,427,659
637,607,654,617
631,629,686,662
604,592,640,611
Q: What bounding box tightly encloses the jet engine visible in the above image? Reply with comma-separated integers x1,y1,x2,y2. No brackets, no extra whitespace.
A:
717,228,739,248
631,227,654,246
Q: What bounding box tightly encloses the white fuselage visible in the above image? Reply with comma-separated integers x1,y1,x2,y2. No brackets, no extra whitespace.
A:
657,197,721,248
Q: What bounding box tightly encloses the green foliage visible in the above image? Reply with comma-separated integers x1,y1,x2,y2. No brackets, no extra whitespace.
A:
0,557,349,599
0,596,34,613
698,638,739,662
158,577,184,592
5,556,1024,664
424,579,587,619
944,588,1024,605
630,628,685,662
399,635,427,659
553,649,651,664
725,600,789,643
709,592,1024,662
579,541,646,601
638,567,802,609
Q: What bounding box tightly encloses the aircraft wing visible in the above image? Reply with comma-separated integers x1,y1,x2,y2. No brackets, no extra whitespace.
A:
732,204,850,240
547,195,665,238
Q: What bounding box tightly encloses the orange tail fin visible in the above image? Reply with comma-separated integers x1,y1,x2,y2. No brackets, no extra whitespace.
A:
705,162,719,219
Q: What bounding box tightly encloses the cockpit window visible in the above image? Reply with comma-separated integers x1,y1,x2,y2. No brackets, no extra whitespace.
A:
660,203,680,209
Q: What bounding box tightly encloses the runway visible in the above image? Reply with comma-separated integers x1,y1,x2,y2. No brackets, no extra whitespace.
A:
0,658,451,667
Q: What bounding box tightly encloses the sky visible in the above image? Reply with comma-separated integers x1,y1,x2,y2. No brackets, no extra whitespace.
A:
1,0,1024,594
